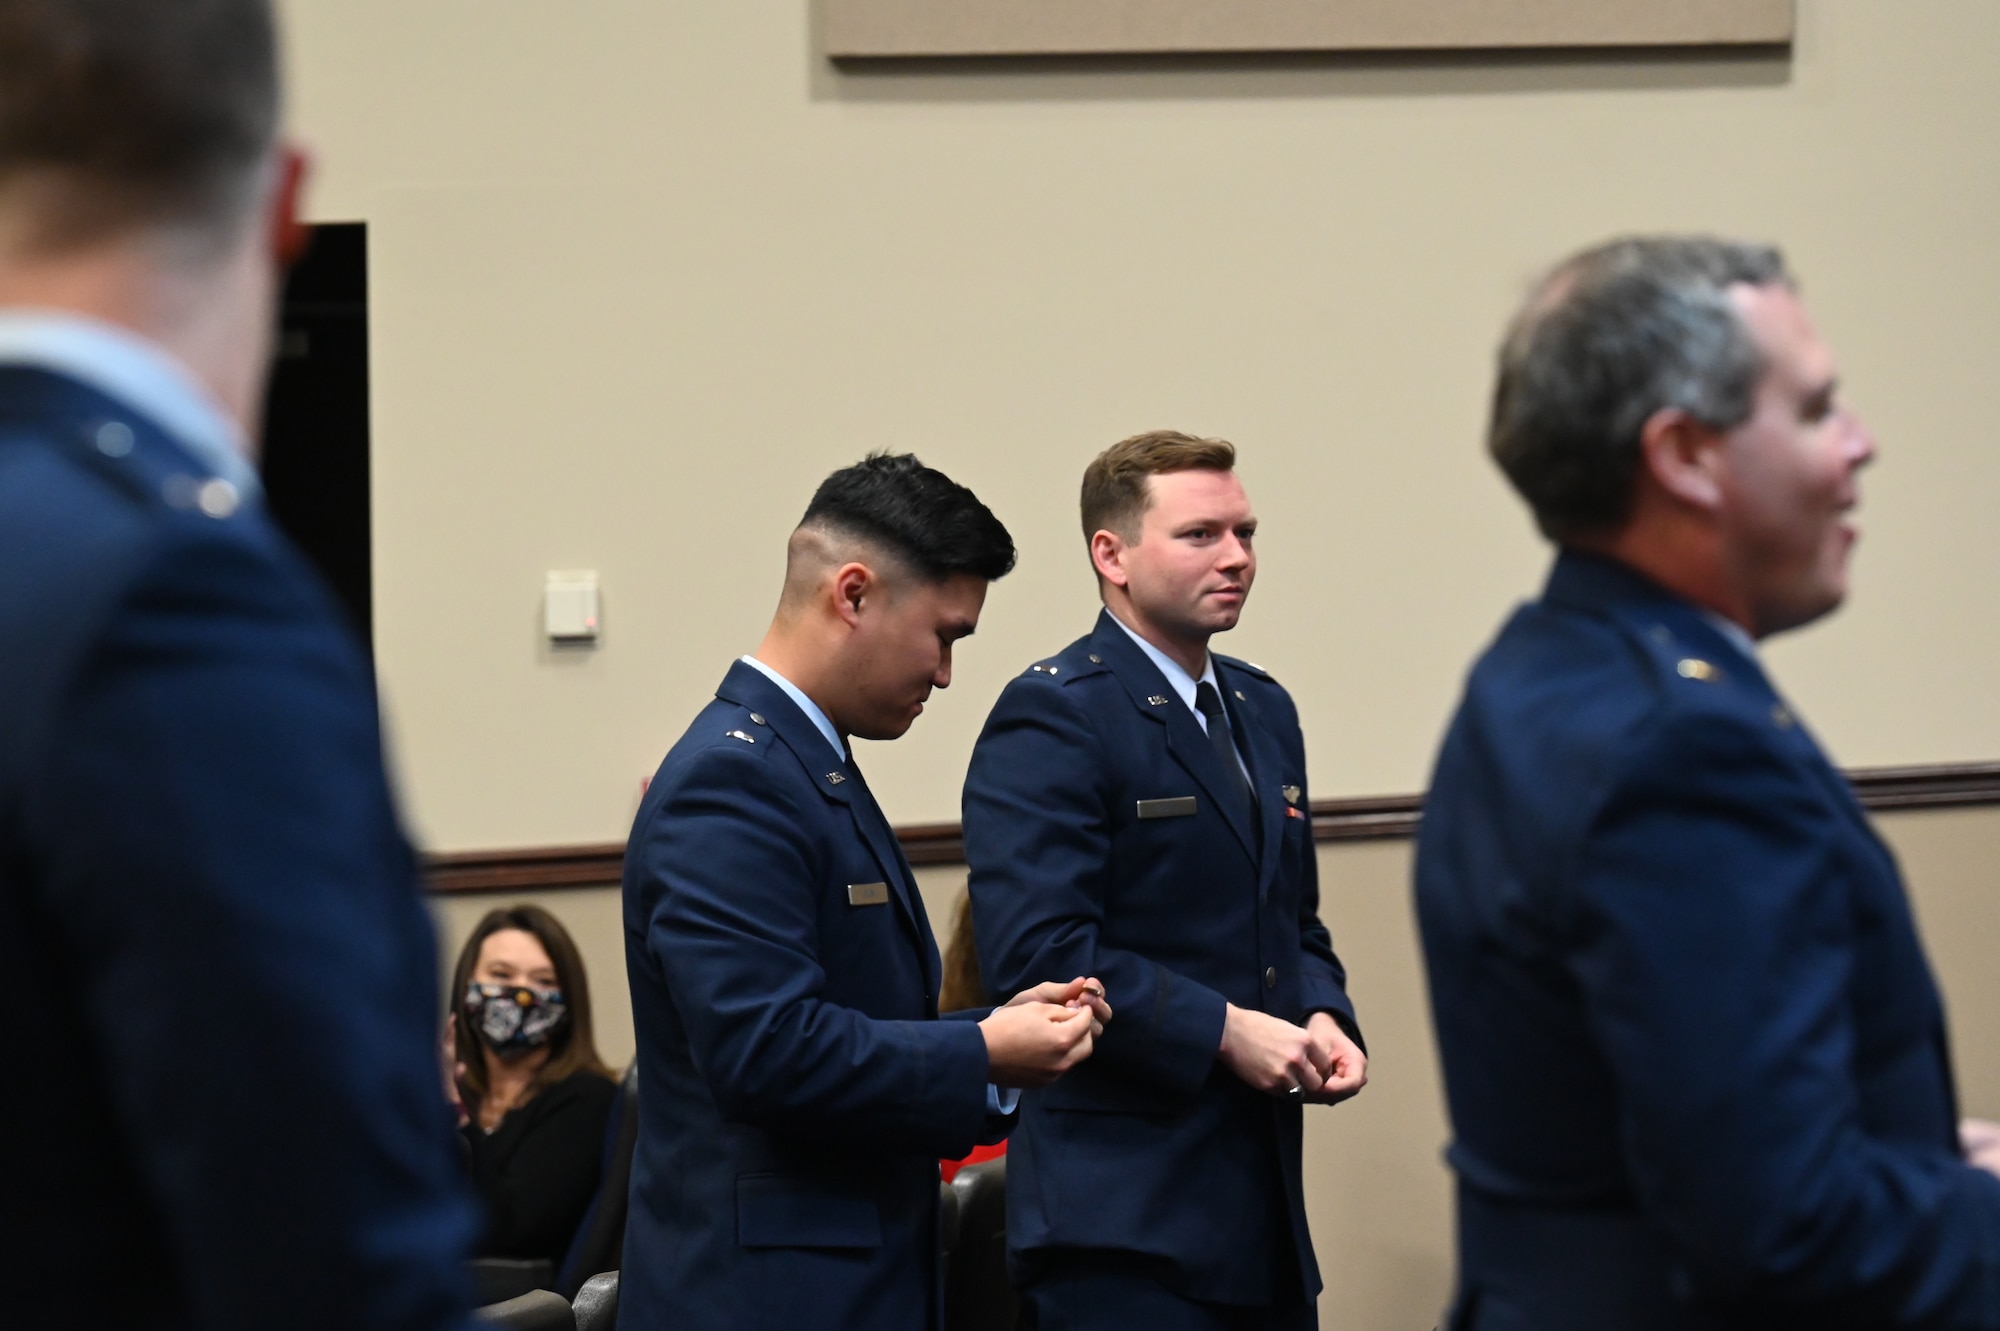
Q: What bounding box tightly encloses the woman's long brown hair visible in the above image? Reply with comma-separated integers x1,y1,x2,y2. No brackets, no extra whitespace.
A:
450,903,615,1116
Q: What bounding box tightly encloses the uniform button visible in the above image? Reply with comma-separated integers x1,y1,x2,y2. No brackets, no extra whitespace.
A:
196,478,239,518
95,421,135,457
1263,967,1277,989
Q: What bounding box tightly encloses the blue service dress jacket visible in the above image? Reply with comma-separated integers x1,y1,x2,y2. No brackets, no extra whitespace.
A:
0,366,479,1330
621,660,1006,1331
962,611,1360,1308
1416,550,2000,1330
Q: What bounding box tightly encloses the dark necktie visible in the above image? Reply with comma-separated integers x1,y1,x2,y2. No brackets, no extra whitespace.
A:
1195,681,1255,820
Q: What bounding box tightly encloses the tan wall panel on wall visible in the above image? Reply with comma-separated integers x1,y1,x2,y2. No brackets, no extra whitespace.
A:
822,0,1794,59
279,0,2000,852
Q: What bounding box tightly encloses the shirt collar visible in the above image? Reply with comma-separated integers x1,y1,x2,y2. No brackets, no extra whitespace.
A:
0,310,259,494
1700,610,1760,664
1105,610,1217,716
739,655,846,761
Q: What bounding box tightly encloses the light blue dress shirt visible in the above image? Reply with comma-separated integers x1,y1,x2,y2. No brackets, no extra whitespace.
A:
0,310,259,495
741,654,846,760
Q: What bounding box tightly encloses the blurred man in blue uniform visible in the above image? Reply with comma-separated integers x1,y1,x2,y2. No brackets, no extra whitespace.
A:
1417,236,2000,1329
0,2,479,1329
622,453,1109,1331
963,431,1366,1331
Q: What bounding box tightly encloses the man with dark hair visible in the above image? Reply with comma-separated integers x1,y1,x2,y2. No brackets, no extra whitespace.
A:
622,451,1111,1331
1417,236,2000,1328
0,2,478,1330
963,430,1366,1331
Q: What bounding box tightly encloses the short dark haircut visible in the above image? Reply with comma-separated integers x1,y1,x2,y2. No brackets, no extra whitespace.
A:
799,452,1016,583
0,0,280,245
1080,429,1237,544
1489,236,1792,541
450,904,614,1109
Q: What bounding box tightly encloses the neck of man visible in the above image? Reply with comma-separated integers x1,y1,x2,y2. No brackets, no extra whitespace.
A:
0,205,273,447
1101,587,1210,679
1570,506,1757,638
753,616,849,743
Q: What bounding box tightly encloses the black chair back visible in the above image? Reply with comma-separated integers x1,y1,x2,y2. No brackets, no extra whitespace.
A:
946,1156,1021,1331
557,1062,639,1297
570,1270,619,1331
475,1288,575,1331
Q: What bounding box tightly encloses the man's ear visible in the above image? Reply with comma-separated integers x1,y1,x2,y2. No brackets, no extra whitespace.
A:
1638,406,1727,513
1089,530,1129,589
831,562,873,628
268,143,311,269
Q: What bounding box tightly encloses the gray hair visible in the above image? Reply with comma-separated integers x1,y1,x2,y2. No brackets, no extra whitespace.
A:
1488,236,1792,541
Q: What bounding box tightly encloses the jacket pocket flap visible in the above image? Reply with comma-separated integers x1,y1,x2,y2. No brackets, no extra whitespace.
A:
736,1174,883,1249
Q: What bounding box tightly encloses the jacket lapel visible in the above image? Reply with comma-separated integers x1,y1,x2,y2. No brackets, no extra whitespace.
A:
714,663,938,998
1090,614,1259,863
1221,671,1287,896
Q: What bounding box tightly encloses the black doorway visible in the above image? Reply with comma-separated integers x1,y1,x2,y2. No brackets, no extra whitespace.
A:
260,222,372,656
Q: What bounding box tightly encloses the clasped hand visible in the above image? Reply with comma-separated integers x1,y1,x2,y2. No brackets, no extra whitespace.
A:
1219,1005,1367,1103
980,977,1114,1088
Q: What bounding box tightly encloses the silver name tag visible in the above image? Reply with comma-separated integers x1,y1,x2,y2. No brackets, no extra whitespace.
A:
1136,797,1197,820
847,882,890,906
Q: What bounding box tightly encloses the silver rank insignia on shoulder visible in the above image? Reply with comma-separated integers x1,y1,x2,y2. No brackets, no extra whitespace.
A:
1147,695,1169,706
726,729,756,744
1282,785,1301,805
1088,654,1103,664
162,474,240,519
826,771,846,785
1030,663,1059,675
1677,658,1723,683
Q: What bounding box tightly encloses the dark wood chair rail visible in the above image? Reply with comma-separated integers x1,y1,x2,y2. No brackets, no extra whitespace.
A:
423,761,2000,894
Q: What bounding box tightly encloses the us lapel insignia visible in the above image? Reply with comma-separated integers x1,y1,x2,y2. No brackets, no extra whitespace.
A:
1282,785,1301,805
826,771,846,785
1147,695,1169,706
1676,658,1723,683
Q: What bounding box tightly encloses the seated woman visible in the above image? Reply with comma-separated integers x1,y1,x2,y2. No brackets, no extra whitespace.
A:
448,904,618,1268
938,892,1006,1183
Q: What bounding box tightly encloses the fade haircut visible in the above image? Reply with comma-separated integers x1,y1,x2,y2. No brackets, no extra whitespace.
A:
1080,429,1237,544
0,0,280,249
797,451,1016,584
1489,236,1792,541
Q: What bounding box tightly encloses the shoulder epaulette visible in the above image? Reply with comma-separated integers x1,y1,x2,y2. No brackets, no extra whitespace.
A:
1217,653,1274,683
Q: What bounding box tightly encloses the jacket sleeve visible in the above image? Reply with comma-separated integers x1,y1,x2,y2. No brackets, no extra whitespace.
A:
27,524,480,1331
631,744,991,1158
1570,709,2000,1325
963,676,1228,1103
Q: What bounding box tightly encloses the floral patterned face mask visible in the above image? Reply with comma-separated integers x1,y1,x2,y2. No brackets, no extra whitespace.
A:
464,982,568,1056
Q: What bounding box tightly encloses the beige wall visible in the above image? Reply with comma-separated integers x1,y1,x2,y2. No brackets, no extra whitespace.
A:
278,0,2000,850
432,805,2000,1328
335,5,2000,1319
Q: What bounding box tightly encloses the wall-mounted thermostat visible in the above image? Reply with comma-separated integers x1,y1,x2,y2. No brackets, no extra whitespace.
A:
545,570,601,643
